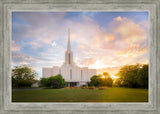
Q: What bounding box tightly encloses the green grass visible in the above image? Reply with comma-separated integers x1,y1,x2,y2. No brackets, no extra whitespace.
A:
12,87,148,102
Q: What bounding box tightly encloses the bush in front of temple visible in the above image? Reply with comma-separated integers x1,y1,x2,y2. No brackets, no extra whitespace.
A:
39,74,66,89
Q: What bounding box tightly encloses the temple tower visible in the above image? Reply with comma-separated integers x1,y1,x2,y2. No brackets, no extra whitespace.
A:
65,28,74,65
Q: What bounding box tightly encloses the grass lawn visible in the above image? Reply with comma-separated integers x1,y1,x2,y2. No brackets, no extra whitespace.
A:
12,87,148,102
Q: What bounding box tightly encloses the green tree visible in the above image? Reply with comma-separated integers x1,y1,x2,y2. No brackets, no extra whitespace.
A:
113,78,123,87
102,72,113,87
49,74,66,89
115,63,148,88
12,65,37,88
90,72,113,87
137,64,148,89
39,77,50,87
90,75,101,86
39,74,66,89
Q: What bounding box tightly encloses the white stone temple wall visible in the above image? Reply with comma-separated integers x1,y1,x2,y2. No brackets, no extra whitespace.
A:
43,66,96,84
52,66,60,76
42,68,52,78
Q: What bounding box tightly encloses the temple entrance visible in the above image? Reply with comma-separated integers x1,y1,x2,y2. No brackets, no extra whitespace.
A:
70,82,76,87
67,82,79,87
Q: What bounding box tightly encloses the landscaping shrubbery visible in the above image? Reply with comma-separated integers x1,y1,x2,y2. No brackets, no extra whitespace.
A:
98,86,108,90
39,74,66,89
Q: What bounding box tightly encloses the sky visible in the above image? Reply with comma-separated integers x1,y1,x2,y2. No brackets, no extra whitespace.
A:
12,12,149,78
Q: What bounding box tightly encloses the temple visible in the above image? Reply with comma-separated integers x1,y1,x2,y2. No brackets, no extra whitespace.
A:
42,29,97,87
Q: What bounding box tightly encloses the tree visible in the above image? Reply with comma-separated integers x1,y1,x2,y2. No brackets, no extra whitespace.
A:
49,74,66,89
89,72,113,87
115,63,148,88
103,77,113,87
12,65,37,88
102,72,113,87
137,64,148,89
39,74,66,89
103,72,110,78
113,78,122,87
39,77,50,87
90,75,101,86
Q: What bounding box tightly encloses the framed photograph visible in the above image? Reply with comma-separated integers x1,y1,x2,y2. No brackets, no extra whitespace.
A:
0,0,160,114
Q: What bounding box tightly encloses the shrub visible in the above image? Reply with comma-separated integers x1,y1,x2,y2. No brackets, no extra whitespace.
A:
89,86,96,89
98,86,108,90
39,74,66,89
81,86,88,89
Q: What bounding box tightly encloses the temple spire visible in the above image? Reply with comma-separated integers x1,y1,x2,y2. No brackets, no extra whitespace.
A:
67,28,71,51
65,28,74,65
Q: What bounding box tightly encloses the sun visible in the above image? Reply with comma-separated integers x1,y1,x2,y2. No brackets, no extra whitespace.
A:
111,75,119,79
102,76,105,79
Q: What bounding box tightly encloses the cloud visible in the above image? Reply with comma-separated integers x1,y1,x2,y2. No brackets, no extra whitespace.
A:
111,16,147,44
12,40,21,51
72,16,148,69
12,52,36,64
12,12,148,76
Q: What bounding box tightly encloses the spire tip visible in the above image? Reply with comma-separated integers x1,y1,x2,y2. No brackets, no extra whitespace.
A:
67,28,71,50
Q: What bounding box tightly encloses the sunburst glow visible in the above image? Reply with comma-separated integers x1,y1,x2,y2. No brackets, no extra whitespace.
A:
111,75,119,79
102,76,105,79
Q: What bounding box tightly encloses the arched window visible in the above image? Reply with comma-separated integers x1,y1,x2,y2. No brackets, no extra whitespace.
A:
70,69,72,79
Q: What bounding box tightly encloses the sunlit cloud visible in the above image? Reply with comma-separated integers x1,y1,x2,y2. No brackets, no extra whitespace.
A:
12,12,148,77
111,16,147,44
